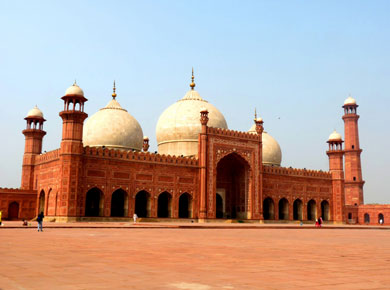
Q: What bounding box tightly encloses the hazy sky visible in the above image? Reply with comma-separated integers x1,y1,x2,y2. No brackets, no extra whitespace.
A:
0,0,389,203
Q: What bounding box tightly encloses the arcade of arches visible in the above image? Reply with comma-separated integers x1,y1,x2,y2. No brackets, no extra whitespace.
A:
262,197,330,221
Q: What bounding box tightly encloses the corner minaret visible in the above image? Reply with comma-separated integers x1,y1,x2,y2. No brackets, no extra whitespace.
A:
326,130,345,222
21,106,46,189
57,82,88,218
342,96,364,205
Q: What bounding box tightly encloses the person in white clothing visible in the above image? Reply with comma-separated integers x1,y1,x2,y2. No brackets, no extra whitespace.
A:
133,213,138,224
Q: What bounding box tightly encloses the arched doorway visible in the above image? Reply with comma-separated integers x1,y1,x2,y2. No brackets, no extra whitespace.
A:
8,202,19,220
216,153,250,219
216,194,224,218
179,193,192,218
85,188,104,217
158,192,172,218
263,197,275,220
38,190,45,214
135,191,150,217
278,198,289,220
364,213,370,224
378,213,384,224
293,199,303,220
307,199,317,221
321,200,330,221
111,189,128,217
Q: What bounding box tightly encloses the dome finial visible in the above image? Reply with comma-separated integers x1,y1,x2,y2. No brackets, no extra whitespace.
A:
73,79,77,86
254,108,257,120
112,80,117,99
190,67,196,90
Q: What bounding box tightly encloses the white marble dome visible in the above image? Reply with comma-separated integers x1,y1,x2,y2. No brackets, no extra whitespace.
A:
344,96,356,105
26,105,43,118
248,124,282,166
83,97,143,151
65,83,84,96
156,88,228,157
328,130,342,141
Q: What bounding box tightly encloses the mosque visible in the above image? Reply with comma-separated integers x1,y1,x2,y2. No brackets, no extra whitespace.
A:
0,72,389,224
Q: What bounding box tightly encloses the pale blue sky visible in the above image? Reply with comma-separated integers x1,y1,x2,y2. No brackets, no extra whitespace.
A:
0,0,389,203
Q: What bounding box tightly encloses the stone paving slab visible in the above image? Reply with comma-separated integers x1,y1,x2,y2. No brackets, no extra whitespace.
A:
1,227,390,289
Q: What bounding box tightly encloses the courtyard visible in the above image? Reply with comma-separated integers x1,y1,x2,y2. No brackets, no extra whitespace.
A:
1,224,390,289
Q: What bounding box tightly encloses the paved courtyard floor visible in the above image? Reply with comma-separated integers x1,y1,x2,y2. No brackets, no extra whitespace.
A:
1,224,390,289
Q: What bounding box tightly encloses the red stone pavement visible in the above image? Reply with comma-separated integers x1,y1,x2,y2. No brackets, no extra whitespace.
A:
1,223,390,289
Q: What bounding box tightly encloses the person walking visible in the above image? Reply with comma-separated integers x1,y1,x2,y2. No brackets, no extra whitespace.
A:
37,211,44,232
133,213,138,224
319,216,323,227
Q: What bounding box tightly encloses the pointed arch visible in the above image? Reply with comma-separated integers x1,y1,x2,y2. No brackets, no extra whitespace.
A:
216,152,250,219
158,191,172,218
135,190,151,218
263,197,275,220
85,187,104,217
278,198,289,220
307,199,317,221
321,200,330,221
38,190,45,215
178,192,193,218
293,199,303,220
111,189,128,217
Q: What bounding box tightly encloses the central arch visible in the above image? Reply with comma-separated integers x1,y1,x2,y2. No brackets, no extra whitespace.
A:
178,193,192,218
85,188,104,217
293,199,303,220
263,197,275,220
135,191,151,217
216,153,250,219
158,191,172,218
111,189,128,217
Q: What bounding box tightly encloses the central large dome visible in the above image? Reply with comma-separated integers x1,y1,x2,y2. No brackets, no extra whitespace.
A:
156,74,228,157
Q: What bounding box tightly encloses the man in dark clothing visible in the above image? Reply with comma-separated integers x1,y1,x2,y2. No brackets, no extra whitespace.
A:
37,212,44,232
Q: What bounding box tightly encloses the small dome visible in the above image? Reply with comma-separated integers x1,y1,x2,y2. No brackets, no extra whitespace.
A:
344,96,356,105
65,82,84,96
156,89,227,157
83,96,143,151
328,130,342,141
249,124,282,166
26,105,43,118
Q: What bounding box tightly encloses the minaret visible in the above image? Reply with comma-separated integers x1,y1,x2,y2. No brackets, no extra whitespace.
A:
342,96,364,205
58,82,88,218
326,130,345,222
21,106,46,189
254,112,264,220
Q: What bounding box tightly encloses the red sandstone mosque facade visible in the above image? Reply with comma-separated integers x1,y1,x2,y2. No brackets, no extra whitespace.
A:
1,73,389,224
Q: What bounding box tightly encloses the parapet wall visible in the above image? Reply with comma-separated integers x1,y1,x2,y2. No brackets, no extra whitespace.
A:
35,149,60,164
263,165,331,179
83,146,199,167
207,127,260,141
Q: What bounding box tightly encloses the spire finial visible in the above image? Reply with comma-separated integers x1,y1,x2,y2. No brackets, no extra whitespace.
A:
73,79,77,86
112,80,117,99
190,67,196,90
254,108,257,120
